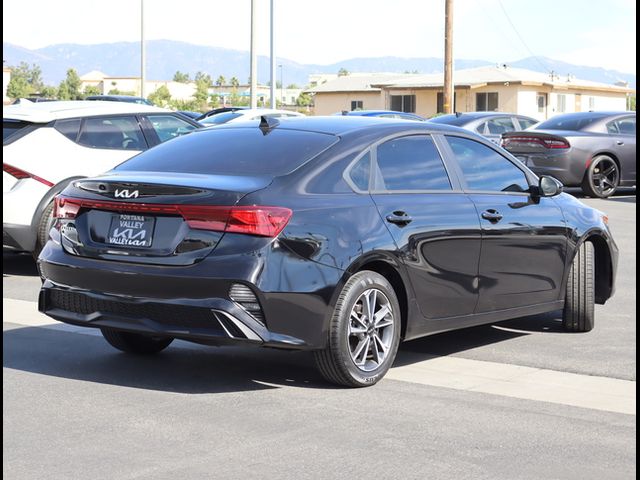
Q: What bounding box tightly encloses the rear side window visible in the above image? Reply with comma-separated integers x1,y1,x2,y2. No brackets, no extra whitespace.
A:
517,117,538,129
374,135,451,191
116,128,338,176
146,114,197,143
78,116,146,150
348,152,371,191
3,120,33,142
446,136,529,193
54,118,82,142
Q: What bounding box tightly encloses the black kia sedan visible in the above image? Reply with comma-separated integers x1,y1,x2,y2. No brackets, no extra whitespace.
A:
38,116,618,387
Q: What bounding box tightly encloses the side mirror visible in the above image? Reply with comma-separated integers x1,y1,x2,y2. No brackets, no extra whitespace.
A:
538,176,563,197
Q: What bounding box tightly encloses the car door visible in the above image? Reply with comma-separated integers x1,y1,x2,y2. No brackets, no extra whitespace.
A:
368,134,482,322
442,135,568,313
606,116,636,184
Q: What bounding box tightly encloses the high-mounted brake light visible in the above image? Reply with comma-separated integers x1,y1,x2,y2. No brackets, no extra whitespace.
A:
501,135,570,149
53,196,292,238
3,163,54,186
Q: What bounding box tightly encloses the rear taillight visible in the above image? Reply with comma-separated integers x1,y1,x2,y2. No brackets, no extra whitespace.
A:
501,135,570,149
3,163,54,186
53,196,292,238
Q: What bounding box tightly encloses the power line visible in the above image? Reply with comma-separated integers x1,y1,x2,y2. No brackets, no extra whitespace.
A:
497,0,551,73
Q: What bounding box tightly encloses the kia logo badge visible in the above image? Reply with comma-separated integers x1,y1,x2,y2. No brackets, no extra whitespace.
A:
114,189,140,199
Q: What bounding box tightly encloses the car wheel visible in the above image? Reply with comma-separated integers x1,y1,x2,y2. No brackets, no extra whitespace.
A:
562,242,595,332
100,328,174,354
33,201,55,259
581,155,620,198
314,271,401,387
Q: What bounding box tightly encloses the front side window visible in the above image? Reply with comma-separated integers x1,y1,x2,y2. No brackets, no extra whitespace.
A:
446,136,529,193
374,135,451,191
146,114,198,143
78,116,146,150
476,92,498,111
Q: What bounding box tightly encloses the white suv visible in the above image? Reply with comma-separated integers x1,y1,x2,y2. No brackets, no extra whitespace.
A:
3,101,200,254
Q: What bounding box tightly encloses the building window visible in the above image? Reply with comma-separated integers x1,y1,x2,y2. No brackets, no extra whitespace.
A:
437,92,457,113
557,94,566,113
351,100,363,111
537,94,546,113
476,92,498,111
390,95,416,113
588,97,595,110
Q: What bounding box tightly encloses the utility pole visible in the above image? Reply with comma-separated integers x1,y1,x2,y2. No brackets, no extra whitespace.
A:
250,0,258,109
270,0,276,109
140,0,146,98
443,0,454,114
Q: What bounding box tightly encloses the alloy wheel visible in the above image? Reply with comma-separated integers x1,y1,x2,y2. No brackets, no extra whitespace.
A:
589,157,619,197
348,288,395,372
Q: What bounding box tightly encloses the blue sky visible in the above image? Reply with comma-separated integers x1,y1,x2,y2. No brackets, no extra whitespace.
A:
2,0,636,74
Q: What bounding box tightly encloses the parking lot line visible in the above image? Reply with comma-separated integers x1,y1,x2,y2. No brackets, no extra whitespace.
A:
4,297,636,415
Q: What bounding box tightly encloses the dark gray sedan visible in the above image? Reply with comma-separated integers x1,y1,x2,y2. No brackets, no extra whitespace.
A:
502,111,636,198
428,112,538,144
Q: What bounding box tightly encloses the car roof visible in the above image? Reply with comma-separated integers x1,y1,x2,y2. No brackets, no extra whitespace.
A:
233,108,305,116
342,110,412,116
211,115,463,136
428,111,536,126
3,100,169,123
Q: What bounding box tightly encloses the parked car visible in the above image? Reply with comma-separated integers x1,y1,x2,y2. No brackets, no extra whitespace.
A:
199,108,304,126
428,112,538,144
197,106,250,121
176,110,203,120
38,116,617,387
501,111,636,198
337,110,425,121
86,95,154,106
3,101,201,255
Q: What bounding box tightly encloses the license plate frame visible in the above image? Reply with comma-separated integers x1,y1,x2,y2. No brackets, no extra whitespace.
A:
106,214,155,248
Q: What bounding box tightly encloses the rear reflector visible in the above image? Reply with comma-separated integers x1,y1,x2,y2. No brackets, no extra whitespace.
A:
501,135,570,149
53,195,292,237
3,163,54,186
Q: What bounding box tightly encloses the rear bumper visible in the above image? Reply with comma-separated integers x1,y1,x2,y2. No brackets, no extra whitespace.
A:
37,239,342,349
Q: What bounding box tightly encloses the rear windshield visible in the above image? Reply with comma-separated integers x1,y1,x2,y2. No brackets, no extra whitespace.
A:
200,112,244,125
428,114,468,126
535,114,603,131
3,119,33,142
115,127,338,176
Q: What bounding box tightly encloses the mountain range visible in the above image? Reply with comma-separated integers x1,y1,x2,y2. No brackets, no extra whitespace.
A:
3,40,636,89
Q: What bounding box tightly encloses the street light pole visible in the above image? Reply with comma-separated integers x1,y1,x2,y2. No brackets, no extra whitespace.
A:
140,0,146,98
270,0,277,109
443,0,454,114
250,0,258,109
279,64,283,107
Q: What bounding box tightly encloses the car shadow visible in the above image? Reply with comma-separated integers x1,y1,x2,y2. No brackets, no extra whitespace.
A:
2,251,39,277
4,310,564,393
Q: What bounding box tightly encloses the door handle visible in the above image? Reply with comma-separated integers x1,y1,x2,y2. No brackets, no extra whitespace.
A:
616,140,624,145
481,209,503,223
386,211,413,226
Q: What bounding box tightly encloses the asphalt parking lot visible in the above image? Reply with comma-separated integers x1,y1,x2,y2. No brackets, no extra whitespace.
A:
3,189,636,479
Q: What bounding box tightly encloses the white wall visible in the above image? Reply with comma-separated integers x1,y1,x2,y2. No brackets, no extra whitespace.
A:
516,90,541,119
584,95,627,111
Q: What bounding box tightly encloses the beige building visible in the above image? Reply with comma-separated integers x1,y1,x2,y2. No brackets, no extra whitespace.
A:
308,66,634,119
80,71,196,101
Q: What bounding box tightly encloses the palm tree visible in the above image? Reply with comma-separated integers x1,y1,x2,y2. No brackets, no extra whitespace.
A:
230,77,240,88
216,75,226,86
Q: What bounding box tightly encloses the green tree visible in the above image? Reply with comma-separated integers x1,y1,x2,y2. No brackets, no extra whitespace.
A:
286,83,299,89
338,68,349,77
148,85,172,107
215,75,226,86
173,71,190,83
107,88,136,95
230,77,240,88
193,72,212,107
6,62,45,98
296,92,313,107
83,85,101,96
40,85,59,99
58,68,82,100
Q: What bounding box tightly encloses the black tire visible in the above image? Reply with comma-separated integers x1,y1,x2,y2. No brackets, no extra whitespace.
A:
100,328,173,354
33,201,55,259
581,155,620,198
563,242,595,332
314,271,402,387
